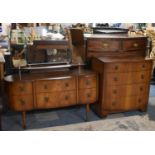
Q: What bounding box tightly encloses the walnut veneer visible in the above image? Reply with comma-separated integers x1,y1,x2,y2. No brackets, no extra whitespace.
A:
86,34,148,58
5,69,98,128
92,57,153,117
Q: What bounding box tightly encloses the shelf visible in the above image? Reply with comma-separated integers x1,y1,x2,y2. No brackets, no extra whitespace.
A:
15,63,86,70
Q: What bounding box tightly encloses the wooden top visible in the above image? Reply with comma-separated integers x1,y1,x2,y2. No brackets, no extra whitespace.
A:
84,34,147,39
33,39,68,45
95,57,153,63
4,68,96,82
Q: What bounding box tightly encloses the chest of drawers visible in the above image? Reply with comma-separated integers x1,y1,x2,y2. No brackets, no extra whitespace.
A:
86,35,148,59
92,57,153,117
5,69,98,128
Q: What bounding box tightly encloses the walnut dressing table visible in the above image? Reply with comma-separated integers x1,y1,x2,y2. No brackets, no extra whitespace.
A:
5,68,98,128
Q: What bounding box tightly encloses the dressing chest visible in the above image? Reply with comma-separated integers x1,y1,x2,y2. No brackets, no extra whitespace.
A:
92,57,153,117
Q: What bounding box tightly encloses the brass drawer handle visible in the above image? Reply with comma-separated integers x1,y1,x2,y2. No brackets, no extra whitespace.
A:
113,77,118,82
19,86,25,92
133,43,138,47
44,84,48,89
86,80,90,85
65,83,69,87
113,89,117,94
112,101,117,106
44,97,49,102
87,93,91,98
140,87,143,91
138,98,142,103
102,43,109,48
141,74,144,79
20,99,26,105
114,65,119,70
65,95,69,100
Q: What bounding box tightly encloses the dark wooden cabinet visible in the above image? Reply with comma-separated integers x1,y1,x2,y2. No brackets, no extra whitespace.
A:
86,34,147,59
5,69,98,128
92,57,153,117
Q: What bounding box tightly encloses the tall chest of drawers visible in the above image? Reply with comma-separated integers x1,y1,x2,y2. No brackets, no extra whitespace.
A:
92,57,153,117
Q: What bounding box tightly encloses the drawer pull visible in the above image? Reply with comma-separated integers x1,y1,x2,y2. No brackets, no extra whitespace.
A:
141,74,144,79
19,86,25,92
65,83,69,87
114,66,119,70
87,93,91,98
102,43,109,48
65,96,69,100
44,84,48,89
113,89,117,94
112,101,117,106
142,64,145,68
20,99,26,105
138,98,142,103
44,97,49,102
140,87,143,91
133,43,138,47
113,77,118,82
86,80,90,85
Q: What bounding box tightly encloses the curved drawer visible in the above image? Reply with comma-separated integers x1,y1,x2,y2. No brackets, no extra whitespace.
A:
35,77,76,93
105,83,149,97
9,82,33,95
105,71,151,86
105,61,152,73
79,88,97,104
104,95,148,111
36,91,76,109
78,74,97,89
10,95,34,111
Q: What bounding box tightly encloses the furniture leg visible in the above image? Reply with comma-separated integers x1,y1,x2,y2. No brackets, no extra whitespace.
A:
86,104,90,121
101,111,108,118
0,113,2,131
139,106,147,112
22,111,26,129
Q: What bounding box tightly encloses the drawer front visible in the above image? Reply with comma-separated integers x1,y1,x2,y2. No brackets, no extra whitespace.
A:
10,95,33,111
122,39,147,51
79,74,97,89
105,61,152,73
36,91,76,109
87,39,120,51
79,88,97,104
105,71,151,86
105,83,150,97
10,82,33,95
36,77,76,93
104,95,148,111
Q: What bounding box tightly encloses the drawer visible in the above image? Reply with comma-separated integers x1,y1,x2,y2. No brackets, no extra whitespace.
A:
10,82,33,95
87,39,120,51
105,71,151,86
36,91,76,109
105,83,150,97
10,95,34,111
79,88,97,104
104,95,148,111
79,74,97,89
36,77,76,93
105,61,152,72
122,39,147,51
